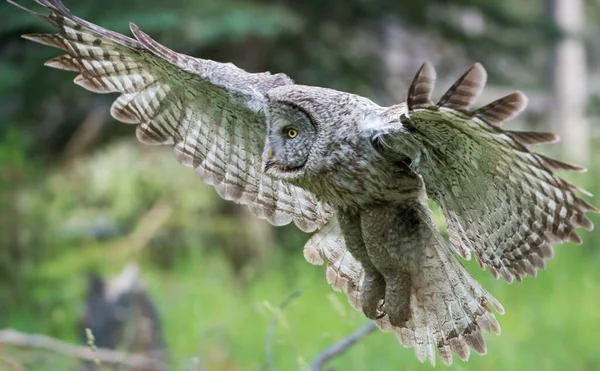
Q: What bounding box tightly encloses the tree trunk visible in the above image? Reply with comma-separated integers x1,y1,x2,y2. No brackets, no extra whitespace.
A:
550,0,589,162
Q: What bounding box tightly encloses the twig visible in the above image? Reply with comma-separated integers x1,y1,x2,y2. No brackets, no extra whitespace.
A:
310,321,378,371
124,200,173,256
264,290,303,371
0,328,166,370
0,355,23,371
61,106,107,161
84,328,100,367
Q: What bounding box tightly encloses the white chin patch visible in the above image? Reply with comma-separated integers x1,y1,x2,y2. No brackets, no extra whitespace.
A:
360,116,405,138
359,115,387,132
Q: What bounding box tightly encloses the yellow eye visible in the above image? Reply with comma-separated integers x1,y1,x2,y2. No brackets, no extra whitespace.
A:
287,128,298,138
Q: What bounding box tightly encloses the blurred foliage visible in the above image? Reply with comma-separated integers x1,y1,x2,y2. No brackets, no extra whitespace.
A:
0,0,600,370
0,0,566,155
0,136,598,370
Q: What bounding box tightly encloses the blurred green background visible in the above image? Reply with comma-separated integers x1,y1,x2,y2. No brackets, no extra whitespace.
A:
0,0,599,370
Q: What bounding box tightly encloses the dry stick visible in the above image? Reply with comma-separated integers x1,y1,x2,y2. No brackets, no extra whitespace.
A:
264,290,303,371
0,329,165,370
310,321,378,371
125,200,173,255
0,355,23,371
61,106,107,162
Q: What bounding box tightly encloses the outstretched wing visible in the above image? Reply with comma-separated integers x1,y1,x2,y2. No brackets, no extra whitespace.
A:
377,62,598,283
12,0,332,232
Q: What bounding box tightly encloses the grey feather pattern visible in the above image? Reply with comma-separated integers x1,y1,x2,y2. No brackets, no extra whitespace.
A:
407,62,436,110
17,0,332,232
505,131,560,147
380,63,599,284
13,1,599,366
437,63,486,110
473,92,528,126
305,203,504,367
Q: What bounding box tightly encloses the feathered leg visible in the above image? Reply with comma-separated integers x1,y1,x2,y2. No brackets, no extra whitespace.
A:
359,200,504,366
336,211,387,320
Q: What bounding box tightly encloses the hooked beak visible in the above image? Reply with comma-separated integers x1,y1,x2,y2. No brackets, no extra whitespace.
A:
262,147,275,173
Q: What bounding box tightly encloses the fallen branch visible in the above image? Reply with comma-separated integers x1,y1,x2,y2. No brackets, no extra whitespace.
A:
0,355,23,371
310,321,378,371
0,329,166,370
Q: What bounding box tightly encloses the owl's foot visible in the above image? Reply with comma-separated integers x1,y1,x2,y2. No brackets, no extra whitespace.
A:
382,271,412,327
360,270,386,320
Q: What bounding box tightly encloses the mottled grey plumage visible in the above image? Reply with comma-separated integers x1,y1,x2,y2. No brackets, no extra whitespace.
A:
12,0,598,366
378,63,598,284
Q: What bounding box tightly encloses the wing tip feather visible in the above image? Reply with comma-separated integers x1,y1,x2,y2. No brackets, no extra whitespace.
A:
129,22,140,34
22,33,67,51
507,131,560,147
44,55,79,71
438,63,487,110
538,155,587,173
135,125,167,146
303,245,324,265
407,61,437,110
576,198,600,213
474,91,528,126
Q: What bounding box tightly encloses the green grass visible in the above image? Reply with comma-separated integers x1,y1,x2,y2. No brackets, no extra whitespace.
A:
3,140,599,370
4,206,600,371
136,240,600,371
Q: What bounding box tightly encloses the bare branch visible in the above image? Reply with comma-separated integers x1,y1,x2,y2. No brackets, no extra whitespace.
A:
0,328,166,370
125,200,173,256
61,106,108,161
310,321,378,371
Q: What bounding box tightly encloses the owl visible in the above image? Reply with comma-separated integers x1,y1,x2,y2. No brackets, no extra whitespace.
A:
12,0,598,366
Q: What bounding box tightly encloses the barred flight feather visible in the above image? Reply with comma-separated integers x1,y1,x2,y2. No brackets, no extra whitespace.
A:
380,62,599,284
437,63,487,110
472,91,527,126
15,0,332,232
304,217,504,367
407,62,436,110
14,0,599,366
506,131,559,147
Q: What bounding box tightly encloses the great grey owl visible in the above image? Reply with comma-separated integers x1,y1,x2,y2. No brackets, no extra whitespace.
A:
11,0,599,366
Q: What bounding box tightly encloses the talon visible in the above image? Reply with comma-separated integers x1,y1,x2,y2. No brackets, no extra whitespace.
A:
361,271,386,320
375,298,386,319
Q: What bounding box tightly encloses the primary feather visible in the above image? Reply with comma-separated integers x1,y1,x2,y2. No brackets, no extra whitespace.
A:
13,0,332,232
378,62,598,283
305,203,504,367
12,1,598,366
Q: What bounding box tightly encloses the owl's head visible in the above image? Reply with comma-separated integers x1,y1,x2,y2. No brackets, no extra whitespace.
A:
262,85,380,182
262,99,318,181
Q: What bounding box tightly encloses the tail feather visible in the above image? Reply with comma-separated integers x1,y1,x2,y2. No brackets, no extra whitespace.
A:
404,223,503,366
305,214,503,367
